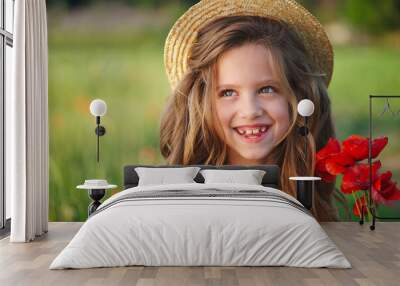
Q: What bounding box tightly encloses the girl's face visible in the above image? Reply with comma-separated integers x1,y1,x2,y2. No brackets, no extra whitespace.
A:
214,43,291,165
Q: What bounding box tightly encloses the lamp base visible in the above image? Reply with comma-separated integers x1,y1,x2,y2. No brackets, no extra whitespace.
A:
88,189,105,216
296,180,314,210
289,177,321,210
298,126,309,136
95,125,106,136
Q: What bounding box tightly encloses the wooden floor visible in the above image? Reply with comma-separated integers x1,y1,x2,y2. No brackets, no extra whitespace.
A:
0,222,399,286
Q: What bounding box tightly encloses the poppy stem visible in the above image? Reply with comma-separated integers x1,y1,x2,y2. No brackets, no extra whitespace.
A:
364,191,372,221
352,191,361,219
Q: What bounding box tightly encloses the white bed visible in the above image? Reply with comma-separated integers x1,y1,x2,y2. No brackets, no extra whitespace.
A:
50,182,351,269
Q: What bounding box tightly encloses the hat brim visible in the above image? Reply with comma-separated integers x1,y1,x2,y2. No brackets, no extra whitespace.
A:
164,0,333,90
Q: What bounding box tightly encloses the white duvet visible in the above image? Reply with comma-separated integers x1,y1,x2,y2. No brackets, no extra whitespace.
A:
50,183,351,269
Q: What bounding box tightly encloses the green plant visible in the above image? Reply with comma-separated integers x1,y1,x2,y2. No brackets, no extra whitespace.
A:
343,0,400,34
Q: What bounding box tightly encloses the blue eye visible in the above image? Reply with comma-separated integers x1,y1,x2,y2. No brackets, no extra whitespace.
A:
259,86,275,94
221,90,236,97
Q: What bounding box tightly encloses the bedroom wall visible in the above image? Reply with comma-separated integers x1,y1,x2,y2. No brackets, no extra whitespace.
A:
47,1,400,222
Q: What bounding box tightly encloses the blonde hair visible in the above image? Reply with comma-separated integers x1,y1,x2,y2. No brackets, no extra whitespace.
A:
160,16,346,221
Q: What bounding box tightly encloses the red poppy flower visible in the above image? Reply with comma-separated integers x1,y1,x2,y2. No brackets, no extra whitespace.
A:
341,161,381,194
315,136,397,205
325,151,355,175
315,159,336,183
315,138,341,182
372,171,400,205
316,138,341,161
353,196,368,217
342,135,388,161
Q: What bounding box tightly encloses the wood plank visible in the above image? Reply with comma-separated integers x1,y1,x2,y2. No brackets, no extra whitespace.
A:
0,222,399,286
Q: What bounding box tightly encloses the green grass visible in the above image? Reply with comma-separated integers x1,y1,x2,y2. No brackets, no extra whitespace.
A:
49,31,400,221
49,33,170,221
330,45,400,137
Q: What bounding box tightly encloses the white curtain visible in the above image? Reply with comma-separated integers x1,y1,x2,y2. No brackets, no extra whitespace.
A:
7,0,49,242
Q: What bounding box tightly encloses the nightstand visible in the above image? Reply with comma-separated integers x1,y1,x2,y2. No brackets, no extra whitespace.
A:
77,179,117,216
289,176,321,210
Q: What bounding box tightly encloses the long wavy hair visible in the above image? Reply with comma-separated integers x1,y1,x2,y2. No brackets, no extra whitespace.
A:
160,16,347,221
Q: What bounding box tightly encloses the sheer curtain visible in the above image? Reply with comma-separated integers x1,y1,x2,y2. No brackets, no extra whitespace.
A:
7,0,48,242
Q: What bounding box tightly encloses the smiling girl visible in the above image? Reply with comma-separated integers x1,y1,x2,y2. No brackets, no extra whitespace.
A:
214,43,291,166
160,1,343,220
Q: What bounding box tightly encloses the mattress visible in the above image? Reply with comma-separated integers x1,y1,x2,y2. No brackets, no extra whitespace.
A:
50,183,351,269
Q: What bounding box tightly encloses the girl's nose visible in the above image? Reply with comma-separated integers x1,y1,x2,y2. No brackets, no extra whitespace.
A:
237,93,263,119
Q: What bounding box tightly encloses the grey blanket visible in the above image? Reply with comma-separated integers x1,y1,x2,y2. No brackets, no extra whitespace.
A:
91,189,310,218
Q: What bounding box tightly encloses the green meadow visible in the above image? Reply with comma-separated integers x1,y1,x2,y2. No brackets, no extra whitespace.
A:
48,24,400,222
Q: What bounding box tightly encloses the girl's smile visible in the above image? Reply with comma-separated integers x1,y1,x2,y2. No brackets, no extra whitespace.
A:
215,43,291,165
234,123,271,143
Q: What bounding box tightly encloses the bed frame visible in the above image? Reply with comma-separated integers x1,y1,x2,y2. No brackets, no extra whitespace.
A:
123,165,280,189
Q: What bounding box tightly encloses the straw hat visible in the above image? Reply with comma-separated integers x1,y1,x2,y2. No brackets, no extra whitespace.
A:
164,0,334,90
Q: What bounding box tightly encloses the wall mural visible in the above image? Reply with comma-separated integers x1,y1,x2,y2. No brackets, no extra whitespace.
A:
47,1,400,222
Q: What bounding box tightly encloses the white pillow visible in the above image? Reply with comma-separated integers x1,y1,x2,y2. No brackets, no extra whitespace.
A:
135,167,201,186
200,169,266,185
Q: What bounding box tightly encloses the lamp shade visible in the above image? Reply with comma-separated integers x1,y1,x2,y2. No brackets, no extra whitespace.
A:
297,99,314,117
90,99,107,117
